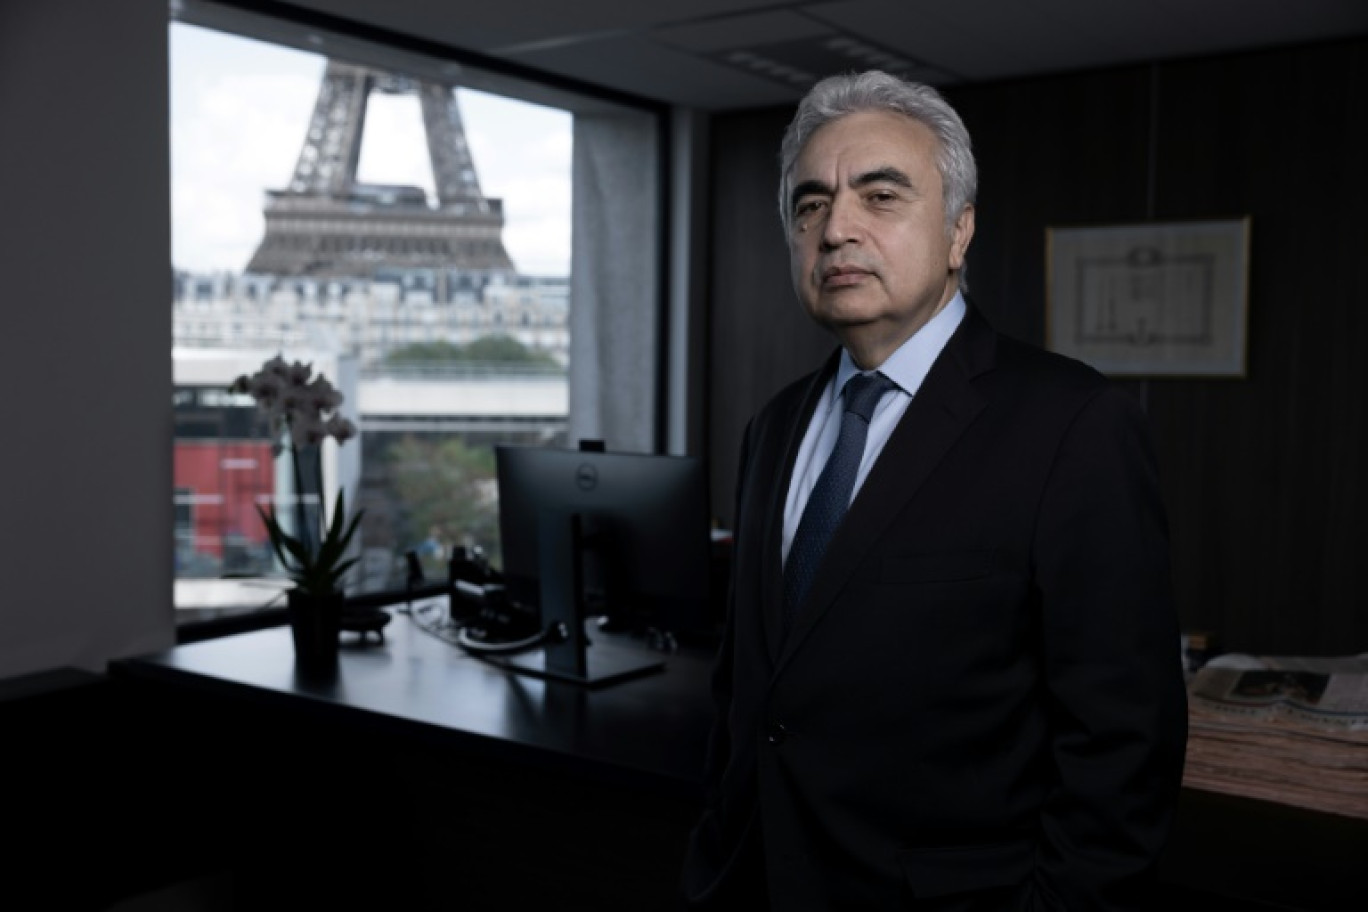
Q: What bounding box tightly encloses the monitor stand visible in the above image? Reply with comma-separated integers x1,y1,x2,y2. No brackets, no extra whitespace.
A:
496,512,665,688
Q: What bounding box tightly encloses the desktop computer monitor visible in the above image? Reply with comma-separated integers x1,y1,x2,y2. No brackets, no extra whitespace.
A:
483,444,712,685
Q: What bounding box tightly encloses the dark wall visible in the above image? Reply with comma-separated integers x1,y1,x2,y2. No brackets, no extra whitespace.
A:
704,105,833,512
706,37,1368,657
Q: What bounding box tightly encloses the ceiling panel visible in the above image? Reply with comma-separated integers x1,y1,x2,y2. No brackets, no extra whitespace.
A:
289,0,791,54
1142,0,1368,52
652,9,834,54
507,33,803,110
285,0,1368,109
803,0,1039,82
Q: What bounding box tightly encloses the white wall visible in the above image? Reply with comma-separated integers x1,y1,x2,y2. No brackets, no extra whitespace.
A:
0,0,174,678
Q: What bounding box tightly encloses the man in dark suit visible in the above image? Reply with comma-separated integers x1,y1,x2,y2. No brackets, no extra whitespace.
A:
680,71,1188,910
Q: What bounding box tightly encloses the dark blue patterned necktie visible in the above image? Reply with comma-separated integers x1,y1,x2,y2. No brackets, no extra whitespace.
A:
782,371,897,634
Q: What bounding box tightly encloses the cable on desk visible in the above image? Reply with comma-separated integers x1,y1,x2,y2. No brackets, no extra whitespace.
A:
405,587,681,658
454,620,568,655
405,598,468,648
405,592,564,657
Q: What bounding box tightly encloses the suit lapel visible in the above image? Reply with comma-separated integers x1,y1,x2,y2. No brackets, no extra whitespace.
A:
760,349,841,663
774,306,998,672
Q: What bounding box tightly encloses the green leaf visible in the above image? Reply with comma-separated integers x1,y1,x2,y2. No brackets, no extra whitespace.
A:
321,556,361,590
325,488,349,539
257,488,364,595
256,504,295,570
324,489,364,547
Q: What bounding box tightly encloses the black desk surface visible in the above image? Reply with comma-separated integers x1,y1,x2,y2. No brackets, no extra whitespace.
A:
102,601,1368,911
111,597,718,801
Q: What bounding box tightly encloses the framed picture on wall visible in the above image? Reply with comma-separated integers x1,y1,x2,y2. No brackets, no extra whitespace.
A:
1045,217,1251,377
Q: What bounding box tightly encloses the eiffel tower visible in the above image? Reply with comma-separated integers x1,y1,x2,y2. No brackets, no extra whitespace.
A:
246,60,515,280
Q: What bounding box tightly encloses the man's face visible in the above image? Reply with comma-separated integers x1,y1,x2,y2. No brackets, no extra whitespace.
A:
787,110,973,368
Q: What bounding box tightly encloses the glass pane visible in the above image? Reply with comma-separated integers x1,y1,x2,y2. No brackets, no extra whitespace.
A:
170,21,572,617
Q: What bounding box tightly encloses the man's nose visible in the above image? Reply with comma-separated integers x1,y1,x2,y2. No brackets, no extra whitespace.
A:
820,194,860,248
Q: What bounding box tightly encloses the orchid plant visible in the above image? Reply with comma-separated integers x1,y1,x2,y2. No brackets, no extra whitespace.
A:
229,356,362,597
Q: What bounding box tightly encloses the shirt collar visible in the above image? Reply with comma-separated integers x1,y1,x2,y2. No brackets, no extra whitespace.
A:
834,291,967,397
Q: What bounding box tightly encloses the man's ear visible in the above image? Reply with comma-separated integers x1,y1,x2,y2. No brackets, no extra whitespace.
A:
948,204,975,271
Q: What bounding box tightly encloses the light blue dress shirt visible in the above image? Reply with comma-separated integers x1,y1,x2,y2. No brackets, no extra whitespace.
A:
781,292,967,565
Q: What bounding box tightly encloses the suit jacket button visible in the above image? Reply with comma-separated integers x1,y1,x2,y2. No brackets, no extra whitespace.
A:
767,722,788,744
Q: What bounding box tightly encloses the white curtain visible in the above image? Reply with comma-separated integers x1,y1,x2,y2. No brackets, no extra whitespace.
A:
567,111,660,454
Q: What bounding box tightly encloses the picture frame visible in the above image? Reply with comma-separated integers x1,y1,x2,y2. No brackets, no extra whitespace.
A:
1045,217,1251,377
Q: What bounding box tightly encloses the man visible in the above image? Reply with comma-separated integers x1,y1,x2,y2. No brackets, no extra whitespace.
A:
680,71,1188,910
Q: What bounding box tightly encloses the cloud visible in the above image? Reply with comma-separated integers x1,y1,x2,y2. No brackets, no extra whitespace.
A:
171,70,320,271
171,28,573,277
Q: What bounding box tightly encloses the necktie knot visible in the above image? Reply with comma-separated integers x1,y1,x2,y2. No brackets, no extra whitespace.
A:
843,371,896,423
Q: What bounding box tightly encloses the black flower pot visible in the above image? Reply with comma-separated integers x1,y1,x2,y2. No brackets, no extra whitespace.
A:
286,589,343,677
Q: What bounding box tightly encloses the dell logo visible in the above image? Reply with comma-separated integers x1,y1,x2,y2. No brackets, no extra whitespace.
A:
575,463,598,491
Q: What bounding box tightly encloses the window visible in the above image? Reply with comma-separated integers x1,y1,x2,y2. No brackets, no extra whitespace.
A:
170,1,662,622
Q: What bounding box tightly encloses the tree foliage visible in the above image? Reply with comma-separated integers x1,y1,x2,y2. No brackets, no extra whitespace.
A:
386,435,501,570
385,333,558,368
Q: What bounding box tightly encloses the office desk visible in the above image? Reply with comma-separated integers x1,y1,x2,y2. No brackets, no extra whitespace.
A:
108,603,1363,912
115,597,715,799
108,598,719,911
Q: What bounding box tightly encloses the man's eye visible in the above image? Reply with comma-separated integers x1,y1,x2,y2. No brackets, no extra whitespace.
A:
869,191,896,203
795,199,824,217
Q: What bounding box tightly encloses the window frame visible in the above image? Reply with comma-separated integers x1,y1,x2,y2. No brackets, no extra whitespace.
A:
170,0,675,642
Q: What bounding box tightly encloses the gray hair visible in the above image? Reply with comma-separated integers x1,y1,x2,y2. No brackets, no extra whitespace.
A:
778,71,977,240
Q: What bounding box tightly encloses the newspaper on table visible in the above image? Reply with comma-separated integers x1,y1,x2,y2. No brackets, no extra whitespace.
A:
1188,653,1368,733
1183,653,1368,819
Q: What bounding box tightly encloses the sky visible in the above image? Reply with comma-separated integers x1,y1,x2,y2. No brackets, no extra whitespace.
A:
170,23,573,277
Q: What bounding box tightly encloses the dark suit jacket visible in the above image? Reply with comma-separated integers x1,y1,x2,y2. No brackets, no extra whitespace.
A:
681,304,1188,911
